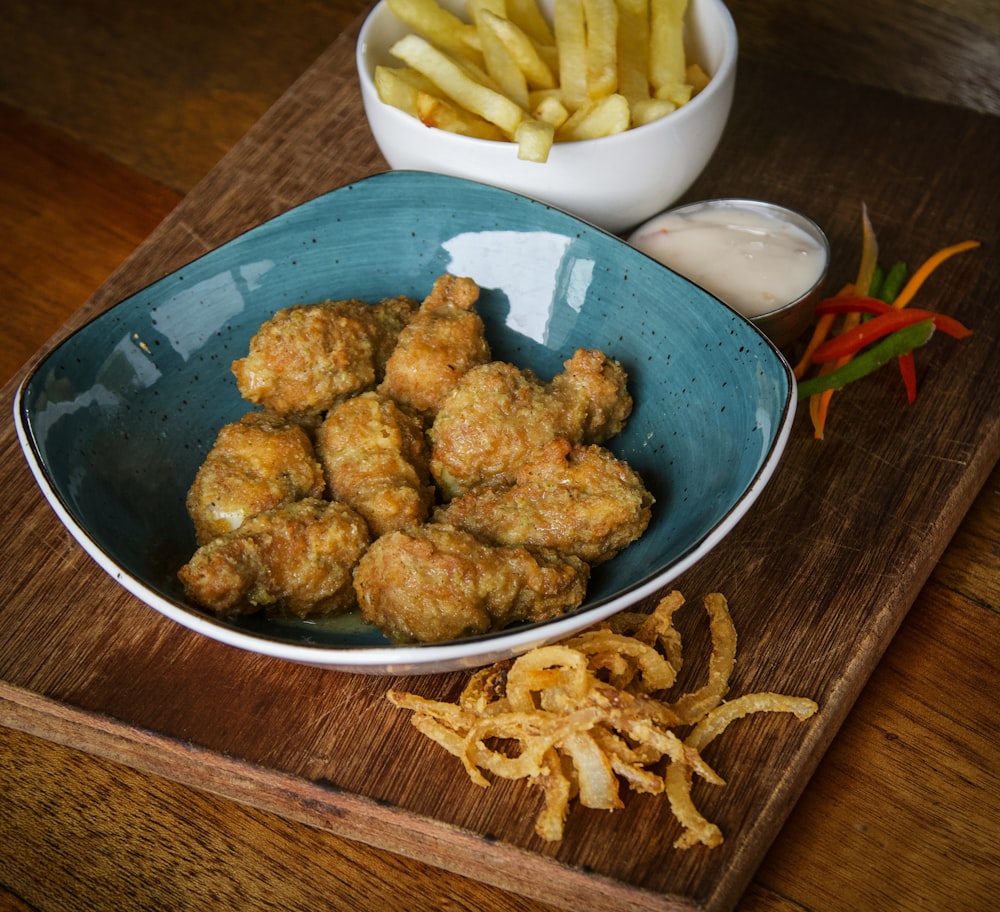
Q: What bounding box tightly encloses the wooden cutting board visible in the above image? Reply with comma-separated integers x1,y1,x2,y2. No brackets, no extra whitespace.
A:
1,21,998,912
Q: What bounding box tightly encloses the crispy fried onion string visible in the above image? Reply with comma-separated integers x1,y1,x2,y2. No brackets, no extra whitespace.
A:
387,590,819,844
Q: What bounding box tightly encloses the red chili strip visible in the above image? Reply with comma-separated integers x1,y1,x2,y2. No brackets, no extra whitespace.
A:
816,295,973,338
898,353,918,404
812,301,972,362
815,294,894,317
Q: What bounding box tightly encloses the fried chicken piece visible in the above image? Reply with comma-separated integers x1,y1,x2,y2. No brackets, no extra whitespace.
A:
316,391,434,538
185,411,325,545
436,440,653,564
178,498,371,619
379,274,491,418
354,523,589,643
428,349,632,498
552,347,633,444
232,295,417,418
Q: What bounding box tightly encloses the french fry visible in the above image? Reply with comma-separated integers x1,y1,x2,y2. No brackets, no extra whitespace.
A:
649,0,688,101
375,65,431,117
482,9,557,89
387,0,482,56
528,87,564,106
533,41,560,74
417,90,508,139
505,0,555,46
465,0,505,14
654,82,692,105
450,51,504,92
553,0,588,111
557,93,630,141
377,0,711,157
687,62,711,95
630,96,676,127
532,93,570,129
514,117,555,161
390,33,526,135
472,4,530,108
615,0,651,102
583,0,618,99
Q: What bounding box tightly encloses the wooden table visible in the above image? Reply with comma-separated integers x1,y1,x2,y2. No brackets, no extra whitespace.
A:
1,2,998,911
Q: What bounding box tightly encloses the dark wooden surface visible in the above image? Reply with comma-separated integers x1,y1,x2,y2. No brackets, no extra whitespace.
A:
1,3,998,911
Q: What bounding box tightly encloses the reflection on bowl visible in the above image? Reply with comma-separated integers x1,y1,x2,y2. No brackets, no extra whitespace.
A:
15,171,794,675
357,0,738,234
629,198,831,349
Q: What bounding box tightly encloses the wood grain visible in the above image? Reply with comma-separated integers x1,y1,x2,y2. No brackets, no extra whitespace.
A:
0,0,374,193
0,103,180,385
729,0,1000,115
1,2,998,911
1,470,995,912
0,724,563,912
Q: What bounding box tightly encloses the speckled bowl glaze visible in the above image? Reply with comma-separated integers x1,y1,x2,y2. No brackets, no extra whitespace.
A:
15,171,795,675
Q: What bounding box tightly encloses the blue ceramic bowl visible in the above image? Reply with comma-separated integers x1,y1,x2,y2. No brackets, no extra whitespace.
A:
15,171,795,674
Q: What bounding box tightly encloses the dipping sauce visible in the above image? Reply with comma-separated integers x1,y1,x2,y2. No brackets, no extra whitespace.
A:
629,200,828,318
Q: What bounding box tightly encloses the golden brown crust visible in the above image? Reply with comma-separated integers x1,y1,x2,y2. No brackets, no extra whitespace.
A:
354,523,589,643
181,277,648,642
185,411,325,545
436,439,653,564
316,391,435,538
428,349,632,499
379,274,491,417
178,498,371,619
231,296,417,417
553,348,633,443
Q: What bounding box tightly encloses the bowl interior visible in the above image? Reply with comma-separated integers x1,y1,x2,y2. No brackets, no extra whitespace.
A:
16,171,794,672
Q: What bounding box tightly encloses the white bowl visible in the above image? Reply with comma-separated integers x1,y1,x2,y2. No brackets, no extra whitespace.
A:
356,0,738,234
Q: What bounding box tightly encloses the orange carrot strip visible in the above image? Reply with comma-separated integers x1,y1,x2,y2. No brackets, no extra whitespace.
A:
807,348,853,438
810,390,833,439
892,240,981,309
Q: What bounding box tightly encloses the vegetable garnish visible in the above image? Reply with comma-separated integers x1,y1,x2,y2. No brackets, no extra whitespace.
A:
795,207,979,439
810,303,972,363
796,319,936,399
792,284,850,380
890,240,981,310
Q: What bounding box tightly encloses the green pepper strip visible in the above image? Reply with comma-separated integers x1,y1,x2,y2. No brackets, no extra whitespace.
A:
881,261,913,401
868,263,885,301
878,261,908,303
797,319,936,400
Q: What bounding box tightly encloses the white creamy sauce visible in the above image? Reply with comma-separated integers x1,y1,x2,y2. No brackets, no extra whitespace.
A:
630,204,827,317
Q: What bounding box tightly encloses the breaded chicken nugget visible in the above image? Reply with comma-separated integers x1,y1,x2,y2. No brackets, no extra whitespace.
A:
429,349,632,498
185,411,324,545
316,391,434,538
354,523,589,643
379,274,491,417
178,498,370,619
553,347,633,444
232,296,417,417
436,439,653,564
